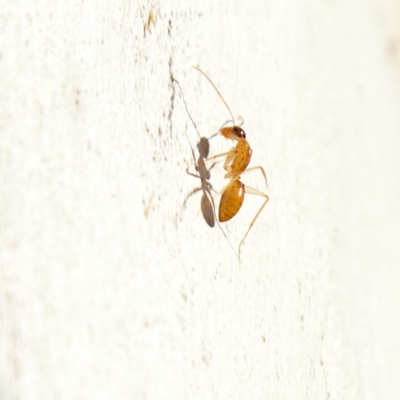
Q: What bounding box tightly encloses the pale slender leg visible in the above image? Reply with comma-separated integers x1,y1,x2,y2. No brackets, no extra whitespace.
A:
238,165,268,188
238,186,269,261
206,150,232,162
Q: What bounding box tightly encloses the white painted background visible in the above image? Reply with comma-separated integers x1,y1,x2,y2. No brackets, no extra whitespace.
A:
1,1,400,399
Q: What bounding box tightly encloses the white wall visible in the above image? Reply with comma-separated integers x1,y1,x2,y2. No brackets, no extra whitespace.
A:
1,1,400,399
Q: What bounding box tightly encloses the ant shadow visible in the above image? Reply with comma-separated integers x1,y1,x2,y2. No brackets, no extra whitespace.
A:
172,77,237,257
183,136,216,227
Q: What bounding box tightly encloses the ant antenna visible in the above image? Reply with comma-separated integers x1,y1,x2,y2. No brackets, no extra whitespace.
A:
172,77,200,138
193,66,235,125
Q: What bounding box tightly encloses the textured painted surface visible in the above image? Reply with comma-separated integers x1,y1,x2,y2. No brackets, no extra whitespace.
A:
1,1,400,399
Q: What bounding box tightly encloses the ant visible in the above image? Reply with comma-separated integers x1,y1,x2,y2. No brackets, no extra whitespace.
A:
172,76,237,255
193,66,269,260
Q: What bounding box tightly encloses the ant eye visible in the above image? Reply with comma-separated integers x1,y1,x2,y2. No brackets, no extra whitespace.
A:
238,128,246,138
233,126,246,138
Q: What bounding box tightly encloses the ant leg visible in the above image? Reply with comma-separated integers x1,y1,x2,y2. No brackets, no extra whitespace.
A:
222,150,239,171
207,150,233,162
238,186,269,261
237,165,268,188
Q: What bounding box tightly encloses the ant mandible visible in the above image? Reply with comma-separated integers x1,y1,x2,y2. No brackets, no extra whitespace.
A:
193,66,269,260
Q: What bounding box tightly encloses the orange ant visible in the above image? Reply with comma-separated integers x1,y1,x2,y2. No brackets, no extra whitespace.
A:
194,66,269,260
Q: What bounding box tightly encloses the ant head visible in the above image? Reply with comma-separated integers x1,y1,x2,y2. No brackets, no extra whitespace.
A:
233,126,246,139
197,137,210,158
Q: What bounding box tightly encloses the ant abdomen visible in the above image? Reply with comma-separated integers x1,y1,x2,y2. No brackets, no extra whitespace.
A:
219,180,245,222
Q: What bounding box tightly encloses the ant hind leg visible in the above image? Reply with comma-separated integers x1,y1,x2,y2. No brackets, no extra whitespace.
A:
239,165,268,189
238,186,269,262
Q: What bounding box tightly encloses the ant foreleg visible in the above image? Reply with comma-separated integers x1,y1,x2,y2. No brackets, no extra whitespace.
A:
206,150,233,163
